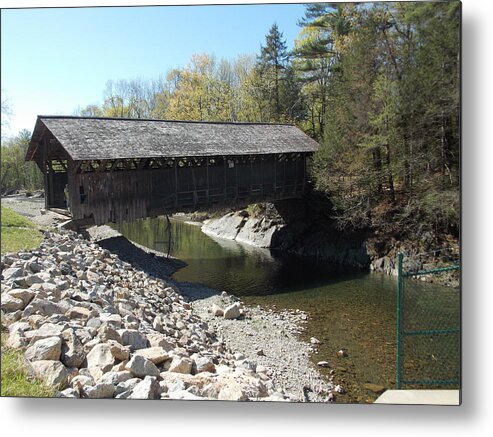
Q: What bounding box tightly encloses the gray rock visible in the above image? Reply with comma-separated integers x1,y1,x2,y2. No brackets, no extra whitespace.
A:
115,378,142,396
98,371,134,386
25,336,62,361
56,388,80,398
84,383,115,399
98,324,123,343
127,376,161,400
1,294,25,312
118,329,148,351
125,355,160,378
22,298,65,317
30,360,69,389
28,323,67,343
202,213,246,240
61,329,86,368
1,267,24,281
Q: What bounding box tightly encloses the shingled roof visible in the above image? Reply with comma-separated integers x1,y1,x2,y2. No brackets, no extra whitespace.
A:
27,116,319,161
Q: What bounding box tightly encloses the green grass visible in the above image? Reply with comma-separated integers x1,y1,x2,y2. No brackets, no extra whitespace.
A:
1,205,36,228
1,206,43,254
0,332,56,398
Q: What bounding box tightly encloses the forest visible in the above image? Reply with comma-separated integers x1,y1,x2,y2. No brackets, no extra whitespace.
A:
1,1,460,240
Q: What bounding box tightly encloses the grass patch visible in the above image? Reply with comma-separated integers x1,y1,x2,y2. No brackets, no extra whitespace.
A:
0,332,55,398
1,205,35,228
0,206,43,254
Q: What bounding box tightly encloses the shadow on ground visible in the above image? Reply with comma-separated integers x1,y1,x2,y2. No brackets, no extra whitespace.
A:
94,235,219,301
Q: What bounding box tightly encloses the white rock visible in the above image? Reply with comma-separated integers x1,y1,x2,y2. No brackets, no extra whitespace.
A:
134,347,170,365
218,382,248,401
86,343,115,371
223,303,241,320
317,361,331,368
128,376,161,399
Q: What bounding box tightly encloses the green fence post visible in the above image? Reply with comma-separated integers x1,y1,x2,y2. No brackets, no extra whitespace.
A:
396,252,404,390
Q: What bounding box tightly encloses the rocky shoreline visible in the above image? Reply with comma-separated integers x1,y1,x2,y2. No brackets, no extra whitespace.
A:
1,216,337,401
201,208,460,287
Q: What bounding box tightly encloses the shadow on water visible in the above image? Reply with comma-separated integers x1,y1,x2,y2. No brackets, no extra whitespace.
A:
112,216,459,403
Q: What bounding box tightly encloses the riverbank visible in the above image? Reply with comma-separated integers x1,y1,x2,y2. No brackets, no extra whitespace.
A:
200,204,460,287
1,196,337,402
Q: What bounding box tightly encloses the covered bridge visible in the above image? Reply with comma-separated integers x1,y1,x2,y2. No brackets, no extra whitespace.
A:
26,116,319,225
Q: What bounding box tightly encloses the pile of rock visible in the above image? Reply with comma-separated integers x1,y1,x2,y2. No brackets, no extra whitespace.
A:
1,230,288,401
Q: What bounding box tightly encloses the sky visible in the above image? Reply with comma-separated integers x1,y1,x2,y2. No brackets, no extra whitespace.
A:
1,1,309,138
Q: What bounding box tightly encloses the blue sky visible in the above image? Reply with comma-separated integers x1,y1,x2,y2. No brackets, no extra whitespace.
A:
1,2,308,137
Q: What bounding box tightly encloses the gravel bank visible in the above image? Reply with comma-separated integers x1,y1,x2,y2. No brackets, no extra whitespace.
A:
188,289,335,402
1,196,338,402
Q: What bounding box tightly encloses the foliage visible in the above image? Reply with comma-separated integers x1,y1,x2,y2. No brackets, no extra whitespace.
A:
304,1,460,237
1,129,43,193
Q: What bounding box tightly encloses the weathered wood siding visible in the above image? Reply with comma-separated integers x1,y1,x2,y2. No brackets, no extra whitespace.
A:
67,153,308,225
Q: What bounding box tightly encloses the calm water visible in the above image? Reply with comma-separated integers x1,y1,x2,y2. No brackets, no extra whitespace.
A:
114,216,459,403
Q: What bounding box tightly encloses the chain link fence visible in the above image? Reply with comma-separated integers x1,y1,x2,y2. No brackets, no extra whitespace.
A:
396,252,460,389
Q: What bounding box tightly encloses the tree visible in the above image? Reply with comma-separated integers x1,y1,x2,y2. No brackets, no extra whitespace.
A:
1,129,43,193
257,24,291,122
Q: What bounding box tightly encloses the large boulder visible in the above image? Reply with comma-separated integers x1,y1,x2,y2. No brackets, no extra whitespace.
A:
25,336,62,362
30,360,69,390
86,343,115,372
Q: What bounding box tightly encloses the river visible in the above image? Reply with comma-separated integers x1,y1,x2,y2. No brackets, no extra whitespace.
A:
114,216,460,403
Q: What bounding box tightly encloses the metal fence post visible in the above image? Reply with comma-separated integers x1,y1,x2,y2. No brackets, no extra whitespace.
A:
396,252,404,390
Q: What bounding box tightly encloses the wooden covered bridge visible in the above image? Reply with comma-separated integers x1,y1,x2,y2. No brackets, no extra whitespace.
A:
26,116,319,226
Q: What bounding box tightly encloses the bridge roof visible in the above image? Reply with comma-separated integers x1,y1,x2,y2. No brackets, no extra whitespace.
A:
27,115,319,161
